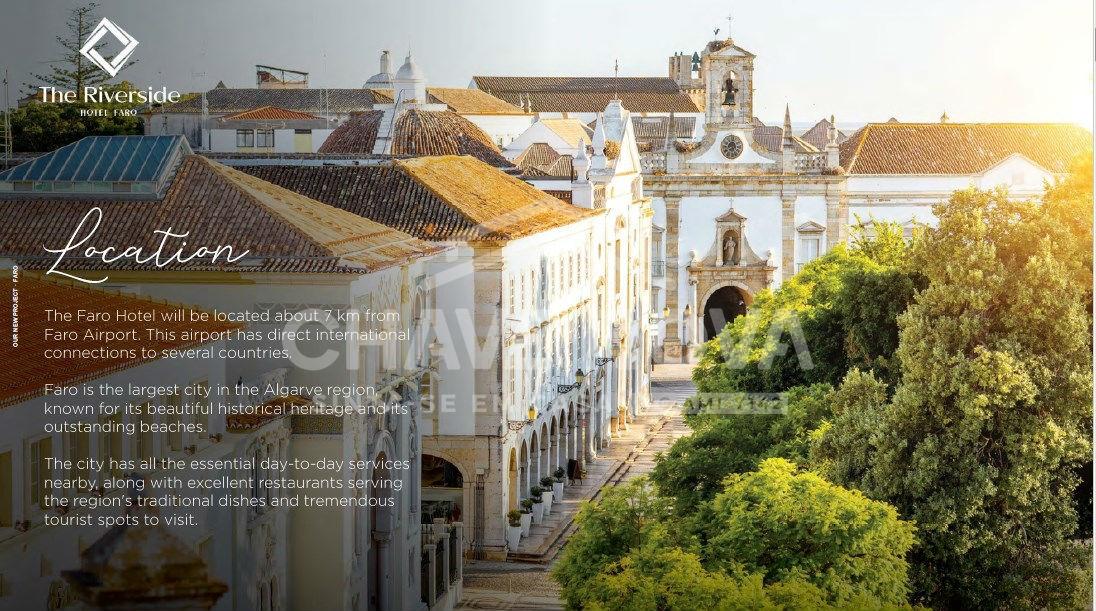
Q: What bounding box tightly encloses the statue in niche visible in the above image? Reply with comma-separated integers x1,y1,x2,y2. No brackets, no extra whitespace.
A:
722,231,739,266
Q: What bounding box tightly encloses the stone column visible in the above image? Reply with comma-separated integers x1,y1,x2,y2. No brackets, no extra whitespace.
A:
662,196,683,362
781,195,796,282
374,531,392,610
825,193,848,251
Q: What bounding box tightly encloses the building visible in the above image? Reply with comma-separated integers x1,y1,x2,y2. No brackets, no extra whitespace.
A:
148,54,532,152
216,68,654,557
469,75,704,132
227,154,606,560
640,36,1092,362
0,134,463,610
0,274,237,611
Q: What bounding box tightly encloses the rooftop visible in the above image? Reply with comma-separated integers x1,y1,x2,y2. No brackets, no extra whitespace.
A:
0,144,442,275
471,76,701,113
154,88,385,114
839,122,1092,175
372,87,525,115
317,109,513,167
237,155,597,242
0,275,241,408
0,135,189,199
218,106,325,122
514,143,574,179
155,86,523,116
539,118,593,148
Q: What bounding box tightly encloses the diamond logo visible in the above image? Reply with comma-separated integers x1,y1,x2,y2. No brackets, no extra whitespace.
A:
79,18,139,77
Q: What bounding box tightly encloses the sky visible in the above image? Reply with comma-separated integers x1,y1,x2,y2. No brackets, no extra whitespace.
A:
1,0,1092,128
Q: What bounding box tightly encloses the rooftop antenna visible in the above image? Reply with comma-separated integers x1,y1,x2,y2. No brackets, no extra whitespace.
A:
1,69,11,159
613,59,620,100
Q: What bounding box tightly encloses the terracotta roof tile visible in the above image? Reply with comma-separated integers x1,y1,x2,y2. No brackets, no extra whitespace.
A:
514,142,562,169
219,106,324,121
472,76,700,113
0,154,441,274
799,118,847,150
1,275,241,408
839,122,1092,175
156,88,385,114
237,156,596,242
395,156,596,240
318,109,513,167
225,394,311,432
539,119,593,148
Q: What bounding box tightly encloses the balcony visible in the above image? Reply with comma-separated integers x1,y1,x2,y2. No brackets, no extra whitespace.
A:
651,260,666,278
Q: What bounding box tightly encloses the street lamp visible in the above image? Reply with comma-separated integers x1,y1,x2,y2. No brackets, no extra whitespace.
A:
508,404,537,431
556,368,585,393
428,339,444,361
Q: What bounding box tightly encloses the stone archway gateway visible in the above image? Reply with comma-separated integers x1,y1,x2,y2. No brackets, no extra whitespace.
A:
702,285,749,340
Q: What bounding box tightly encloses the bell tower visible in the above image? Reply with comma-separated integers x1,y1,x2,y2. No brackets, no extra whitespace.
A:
701,38,756,127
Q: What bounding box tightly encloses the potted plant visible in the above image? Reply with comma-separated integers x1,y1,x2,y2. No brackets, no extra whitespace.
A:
519,499,533,536
506,510,523,550
539,477,555,513
530,486,545,523
552,468,565,500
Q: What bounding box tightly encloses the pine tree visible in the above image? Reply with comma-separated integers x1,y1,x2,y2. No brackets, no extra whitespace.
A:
26,2,137,94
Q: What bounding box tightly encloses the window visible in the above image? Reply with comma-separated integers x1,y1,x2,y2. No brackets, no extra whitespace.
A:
256,129,275,148
192,380,210,440
236,129,255,148
166,392,184,452
100,414,123,478
27,436,52,510
0,451,11,527
294,129,312,135
799,235,821,269
65,431,90,485
133,403,155,462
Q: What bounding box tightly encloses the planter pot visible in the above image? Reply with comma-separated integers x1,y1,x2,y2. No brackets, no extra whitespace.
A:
506,525,522,550
520,512,532,536
541,491,553,514
532,502,544,524
552,482,564,501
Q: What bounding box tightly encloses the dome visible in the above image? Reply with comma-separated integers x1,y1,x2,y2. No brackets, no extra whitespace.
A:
365,71,393,86
318,109,513,168
395,53,425,82
365,50,394,86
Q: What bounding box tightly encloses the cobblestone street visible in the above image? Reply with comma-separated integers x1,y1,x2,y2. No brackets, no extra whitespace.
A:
455,364,694,610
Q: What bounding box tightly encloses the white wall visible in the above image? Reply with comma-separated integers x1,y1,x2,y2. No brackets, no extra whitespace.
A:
464,115,535,148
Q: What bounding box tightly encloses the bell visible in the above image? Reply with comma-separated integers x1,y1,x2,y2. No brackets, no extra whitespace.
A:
722,89,735,107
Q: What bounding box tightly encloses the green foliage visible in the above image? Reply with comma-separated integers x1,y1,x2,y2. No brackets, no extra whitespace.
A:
507,510,522,527
651,384,833,512
693,225,919,395
817,176,1094,608
555,473,918,610
698,458,916,606
552,479,675,609
26,2,138,93
11,93,143,152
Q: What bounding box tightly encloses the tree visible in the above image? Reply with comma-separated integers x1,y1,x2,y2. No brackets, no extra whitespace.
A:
698,459,916,606
651,384,832,513
11,90,142,152
692,225,919,395
556,471,918,610
27,2,137,93
816,173,1093,608
551,479,676,609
